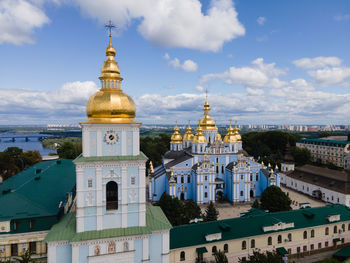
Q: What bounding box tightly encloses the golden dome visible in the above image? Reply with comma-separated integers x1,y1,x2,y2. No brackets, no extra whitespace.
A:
223,123,237,143
216,133,222,141
198,99,217,130
183,123,194,141
233,125,242,141
170,124,183,143
192,126,207,144
85,37,136,123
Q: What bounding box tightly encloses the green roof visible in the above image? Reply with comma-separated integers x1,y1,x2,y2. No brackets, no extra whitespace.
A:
45,205,171,242
170,205,350,250
196,247,208,254
0,160,75,222
334,247,350,258
297,138,350,147
74,152,148,163
276,247,288,255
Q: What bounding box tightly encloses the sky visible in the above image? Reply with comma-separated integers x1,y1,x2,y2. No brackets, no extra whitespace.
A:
0,0,349,125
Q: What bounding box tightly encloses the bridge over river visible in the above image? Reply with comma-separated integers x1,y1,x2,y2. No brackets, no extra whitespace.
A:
0,134,53,142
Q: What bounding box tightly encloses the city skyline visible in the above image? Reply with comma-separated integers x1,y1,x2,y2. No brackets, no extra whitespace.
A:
0,0,350,125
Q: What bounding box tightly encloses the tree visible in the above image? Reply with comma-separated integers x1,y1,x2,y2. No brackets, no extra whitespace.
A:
260,186,291,212
204,201,219,222
14,250,36,263
348,133,350,141
57,141,81,159
251,199,261,209
291,146,311,166
155,193,186,226
21,150,42,166
214,250,228,263
183,200,202,221
239,250,283,263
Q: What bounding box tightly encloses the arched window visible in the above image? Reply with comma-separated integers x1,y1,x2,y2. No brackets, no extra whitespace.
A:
342,224,345,232
180,251,185,261
251,239,255,248
334,225,338,234
123,242,129,251
224,244,228,253
106,181,118,210
268,236,272,245
303,230,307,239
181,176,184,183
108,241,116,254
212,246,217,254
278,235,282,244
221,165,224,173
325,227,329,235
348,223,350,231
216,166,219,174
311,229,315,238
242,241,246,250
288,233,292,241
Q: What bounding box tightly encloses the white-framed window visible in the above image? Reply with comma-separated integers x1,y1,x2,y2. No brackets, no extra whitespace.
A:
88,178,93,188
131,176,136,185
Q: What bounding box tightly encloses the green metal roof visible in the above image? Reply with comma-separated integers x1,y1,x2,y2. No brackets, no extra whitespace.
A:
74,152,148,163
196,247,208,254
45,205,171,242
276,247,288,255
170,205,350,250
0,159,76,222
297,138,350,147
333,247,350,258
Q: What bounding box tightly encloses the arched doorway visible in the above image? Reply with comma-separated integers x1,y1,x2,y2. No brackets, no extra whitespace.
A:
180,192,185,200
312,189,322,200
216,190,223,201
106,181,118,210
250,189,254,198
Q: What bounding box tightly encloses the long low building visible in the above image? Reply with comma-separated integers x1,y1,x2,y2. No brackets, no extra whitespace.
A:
170,205,350,263
0,160,75,261
280,165,350,206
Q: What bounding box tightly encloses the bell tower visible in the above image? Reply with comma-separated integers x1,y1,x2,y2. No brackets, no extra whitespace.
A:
75,30,146,233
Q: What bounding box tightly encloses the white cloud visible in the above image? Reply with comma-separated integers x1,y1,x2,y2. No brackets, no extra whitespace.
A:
246,88,264,96
195,85,205,92
334,14,350,21
75,0,245,52
293,56,342,69
200,58,286,88
166,54,198,72
308,66,350,86
257,16,266,26
256,35,268,42
0,0,50,45
0,81,98,124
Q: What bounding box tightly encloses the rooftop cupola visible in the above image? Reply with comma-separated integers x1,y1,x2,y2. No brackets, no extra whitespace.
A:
192,126,207,144
198,95,217,131
223,122,237,143
183,122,194,141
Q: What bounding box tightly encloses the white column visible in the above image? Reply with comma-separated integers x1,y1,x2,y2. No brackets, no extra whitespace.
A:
97,129,102,156
133,128,139,156
48,244,56,263
72,245,79,263
142,237,149,261
122,129,126,155
96,167,103,230
82,127,90,157
162,232,170,263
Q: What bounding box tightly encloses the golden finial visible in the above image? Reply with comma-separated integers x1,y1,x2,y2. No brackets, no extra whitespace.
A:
261,161,265,165
268,162,271,167
150,161,154,173
275,164,278,170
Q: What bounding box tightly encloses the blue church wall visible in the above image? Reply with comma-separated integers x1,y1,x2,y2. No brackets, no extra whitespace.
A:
151,170,167,201
79,246,89,263
149,233,162,263
84,207,97,216
259,170,269,194
83,168,96,188
103,213,122,229
56,244,72,263
226,171,233,202
89,131,97,156
134,239,143,262
127,166,138,184
101,131,121,156
126,131,133,155
127,212,139,227
84,216,97,231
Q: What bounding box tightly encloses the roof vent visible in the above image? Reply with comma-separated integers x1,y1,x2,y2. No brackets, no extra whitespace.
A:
35,169,41,174
56,160,61,164
34,176,40,181
2,189,11,195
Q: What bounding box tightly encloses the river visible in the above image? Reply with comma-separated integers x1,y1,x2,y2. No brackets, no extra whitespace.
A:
0,133,56,156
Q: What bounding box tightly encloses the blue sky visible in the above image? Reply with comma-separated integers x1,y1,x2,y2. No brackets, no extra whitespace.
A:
0,0,349,125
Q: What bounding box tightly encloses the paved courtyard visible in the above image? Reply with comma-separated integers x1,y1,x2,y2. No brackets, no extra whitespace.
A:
200,186,325,220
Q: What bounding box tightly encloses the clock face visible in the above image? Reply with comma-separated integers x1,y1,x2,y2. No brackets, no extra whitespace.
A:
104,130,119,144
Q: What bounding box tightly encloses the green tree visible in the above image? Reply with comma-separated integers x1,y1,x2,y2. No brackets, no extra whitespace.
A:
239,250,283,263
183,200,202,221
260,186,291,212
0,151,20,180
291,146,311,166
251,199,261,209
21,150,42,166
57,141,81,159
14,250,36,263
0,259,14,263
204,201,219,222
155,193,186,226
214,250,228,263
140,134,170,167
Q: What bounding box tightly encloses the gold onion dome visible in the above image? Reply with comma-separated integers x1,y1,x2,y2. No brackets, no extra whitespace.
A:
233,125,242,141
216,133,222,141
223,123,237,143
170,124,183,143
198,99,217,130
86,37,136,123
183,123,194,141
192,126,207,143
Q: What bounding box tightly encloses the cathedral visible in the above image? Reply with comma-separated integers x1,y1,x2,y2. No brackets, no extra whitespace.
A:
149,100,280,204
45,36,171,262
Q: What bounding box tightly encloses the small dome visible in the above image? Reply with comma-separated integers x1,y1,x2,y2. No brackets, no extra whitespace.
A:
216,133,222,141
198,99,217,130
192,127,207,144
223,124,237,143
233,126,242,141
171,125,183,143
183,124,194,141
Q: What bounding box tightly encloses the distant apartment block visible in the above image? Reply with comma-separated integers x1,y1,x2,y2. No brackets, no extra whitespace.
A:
296,138,350,168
